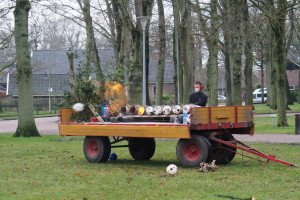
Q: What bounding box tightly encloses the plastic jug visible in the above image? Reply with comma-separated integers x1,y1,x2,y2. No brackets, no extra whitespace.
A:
183,106,188,125
101,102,110,122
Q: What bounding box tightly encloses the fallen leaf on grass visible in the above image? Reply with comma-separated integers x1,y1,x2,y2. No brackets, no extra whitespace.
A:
157,173,167,178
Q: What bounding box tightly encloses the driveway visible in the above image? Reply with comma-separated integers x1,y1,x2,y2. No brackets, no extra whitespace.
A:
0,116,299,144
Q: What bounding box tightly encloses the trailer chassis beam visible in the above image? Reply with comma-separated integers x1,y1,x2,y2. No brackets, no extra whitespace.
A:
110,137,129,148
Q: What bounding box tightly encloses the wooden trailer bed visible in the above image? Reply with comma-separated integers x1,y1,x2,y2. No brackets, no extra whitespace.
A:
59,105,254,138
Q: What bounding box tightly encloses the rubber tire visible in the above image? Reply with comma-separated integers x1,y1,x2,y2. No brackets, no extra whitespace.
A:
128,138,156,160
176,135,209,168
83,136,111,163
208,134,236,164
203,136,213,162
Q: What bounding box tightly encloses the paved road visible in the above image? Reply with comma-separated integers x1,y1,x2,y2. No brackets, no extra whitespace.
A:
0,116,299,144
255,112,300,117
0,116,60,135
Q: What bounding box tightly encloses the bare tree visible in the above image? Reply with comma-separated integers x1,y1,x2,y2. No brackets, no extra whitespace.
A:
77,0,103,83
13,0,40,137
117,0,154,104
194,0,219,106
249,0,298,126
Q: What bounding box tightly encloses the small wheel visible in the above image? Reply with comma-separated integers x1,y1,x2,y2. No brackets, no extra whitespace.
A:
128,138,156,160
208,134,236,164
176,135,209,168
83,136,111,163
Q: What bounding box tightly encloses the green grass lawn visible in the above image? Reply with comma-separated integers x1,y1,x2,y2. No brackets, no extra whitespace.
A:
253,103,300,114
254,115,297,134
0,134,299,200
0,110,59,120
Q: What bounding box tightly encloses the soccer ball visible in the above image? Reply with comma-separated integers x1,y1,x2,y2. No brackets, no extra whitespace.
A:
154,106,163,115
72,103,84,112
109,153,117,161
166,164,177,175
163,106,172,115
146,106,154,115
172,105,182,115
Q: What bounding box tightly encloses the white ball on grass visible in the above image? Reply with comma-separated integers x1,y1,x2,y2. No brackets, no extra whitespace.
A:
166,164,177,175
72,103,84,112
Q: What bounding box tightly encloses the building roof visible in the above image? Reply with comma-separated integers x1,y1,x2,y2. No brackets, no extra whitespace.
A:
148,50,174,83
8,74,70,96
6,49,174,95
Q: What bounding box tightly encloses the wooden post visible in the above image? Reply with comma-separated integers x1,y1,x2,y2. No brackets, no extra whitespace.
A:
88,104,104,122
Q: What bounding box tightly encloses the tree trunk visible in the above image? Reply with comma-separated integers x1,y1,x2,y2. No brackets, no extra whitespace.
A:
79,0,103,82
107,0,125,83
260,39,265,103
0,100,3,113
231,0,243,105
155,0,166,105
117,0,153,105
269,34,277,109
206,0,218,106
271,1,288,126
13,0,40,137
67,52,79,102
298,70,300,104
220,0,233,106
242,0,253,105
224,42,233,106
260,58,264,103
179,1,193,104
106,0,118,62
145,1,154,106
173,0,181,104
266,26,272,106
285,72,293,105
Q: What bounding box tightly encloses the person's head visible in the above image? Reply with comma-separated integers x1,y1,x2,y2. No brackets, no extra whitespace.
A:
194,81,203,93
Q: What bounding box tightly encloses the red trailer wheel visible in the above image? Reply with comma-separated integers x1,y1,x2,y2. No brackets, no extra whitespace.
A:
83,136,111,163
183,142,201,161
176,135,209,168
87,139,99,157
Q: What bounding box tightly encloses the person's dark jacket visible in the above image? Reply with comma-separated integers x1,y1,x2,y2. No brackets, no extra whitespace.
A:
189,92,208,106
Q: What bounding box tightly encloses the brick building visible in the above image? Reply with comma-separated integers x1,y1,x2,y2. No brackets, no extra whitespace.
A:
257,58,300,91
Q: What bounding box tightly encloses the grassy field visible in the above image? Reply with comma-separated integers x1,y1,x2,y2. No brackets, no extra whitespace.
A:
253,103,300,114
0,134,299,200
254,115,297,134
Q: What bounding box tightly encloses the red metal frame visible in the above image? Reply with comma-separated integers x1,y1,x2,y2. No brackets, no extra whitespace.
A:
190,121,254,130
209,135,298,167
60,122,189,127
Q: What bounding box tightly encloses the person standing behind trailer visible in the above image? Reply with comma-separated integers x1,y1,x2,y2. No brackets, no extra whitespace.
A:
189,81,208,106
